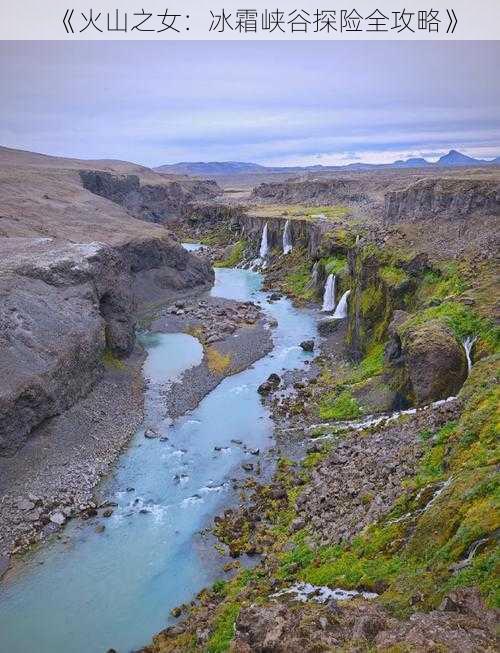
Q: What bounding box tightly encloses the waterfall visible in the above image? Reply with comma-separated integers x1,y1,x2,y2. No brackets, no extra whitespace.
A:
321,274,336,312
462,335,477,374
331,289,350,319
259,222,269,259
283,219,293,254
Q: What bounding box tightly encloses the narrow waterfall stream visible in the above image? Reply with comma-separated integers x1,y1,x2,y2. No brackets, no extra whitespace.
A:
321,274,336,312
283,219,293,254
259,222,269,259
0,261,317,653
331,289,351,319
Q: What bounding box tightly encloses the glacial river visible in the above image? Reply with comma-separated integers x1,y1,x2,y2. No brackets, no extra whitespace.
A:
0,261,317,653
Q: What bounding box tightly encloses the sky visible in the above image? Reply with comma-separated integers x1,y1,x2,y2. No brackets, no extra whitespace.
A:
1,41,499,167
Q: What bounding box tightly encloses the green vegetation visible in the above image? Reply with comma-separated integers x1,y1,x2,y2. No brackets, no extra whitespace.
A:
321,254,348,276
319,389,362,420
380,265,409,287
206,602,241,653
214,240,247,268
280,247,316,302
248,204,350,222
419,262,468,302
281,356,500,615
400,301,499,353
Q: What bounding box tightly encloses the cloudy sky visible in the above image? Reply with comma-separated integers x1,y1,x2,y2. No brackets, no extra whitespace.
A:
1,41,499,167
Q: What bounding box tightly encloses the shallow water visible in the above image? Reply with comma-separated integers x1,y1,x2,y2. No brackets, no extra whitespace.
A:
0,263,317,653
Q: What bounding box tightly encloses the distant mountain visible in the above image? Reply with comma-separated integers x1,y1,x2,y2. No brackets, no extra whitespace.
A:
392,157,431,168
155,161,268,175
436,149,485,166
155,150,500,176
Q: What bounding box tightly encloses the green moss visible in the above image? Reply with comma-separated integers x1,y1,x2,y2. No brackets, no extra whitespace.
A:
380,265,409,287
206,602,241,653
360,285,384,316
321,255,348,276
419,262,468,302
214,240,247,268
400,301,499,353
351,343,385,383
319,390,362,420
280,247,316,302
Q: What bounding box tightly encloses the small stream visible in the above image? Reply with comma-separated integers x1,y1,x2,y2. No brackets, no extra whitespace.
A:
0,262,317,652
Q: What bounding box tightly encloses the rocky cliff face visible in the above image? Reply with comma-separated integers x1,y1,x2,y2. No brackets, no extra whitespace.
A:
251,178,369,206
384,177,500,222
0,153,214,456
0,237,213,456
80,170,222,223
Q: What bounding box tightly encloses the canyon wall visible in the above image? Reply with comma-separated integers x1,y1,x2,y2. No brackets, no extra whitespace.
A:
80,170,222,223
384,178,500,222
0,151,214,456
251,178,370,206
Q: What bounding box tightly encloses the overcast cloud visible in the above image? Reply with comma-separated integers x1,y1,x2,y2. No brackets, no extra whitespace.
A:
0,41,499,166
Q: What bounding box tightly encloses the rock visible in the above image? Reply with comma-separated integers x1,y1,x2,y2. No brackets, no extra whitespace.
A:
257,373,281,395
49,511,66,526
170,606,182,618
317,318,342,336
102,508,114,518
144,428,159,439
269,292,281,301
95,524,105,533
250,448,260,456
300,340,314,352
241,463,254,472
393,319,468,405
17,499,35,511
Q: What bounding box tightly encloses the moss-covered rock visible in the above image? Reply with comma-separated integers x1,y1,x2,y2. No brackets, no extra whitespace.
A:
388,319,468,405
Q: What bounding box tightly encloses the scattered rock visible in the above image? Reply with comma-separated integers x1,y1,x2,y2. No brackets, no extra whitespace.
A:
258,373,281,395
318,318,342,336
49,511,66,526
300,340,315,352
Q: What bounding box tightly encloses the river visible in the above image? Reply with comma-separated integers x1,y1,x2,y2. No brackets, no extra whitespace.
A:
0,261,317,653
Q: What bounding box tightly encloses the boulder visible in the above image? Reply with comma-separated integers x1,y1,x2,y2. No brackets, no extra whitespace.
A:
399,320,467,405
257,373,281,395
300,340,314,352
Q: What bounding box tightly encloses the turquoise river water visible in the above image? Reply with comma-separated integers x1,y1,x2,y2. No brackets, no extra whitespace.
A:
0,262,317,653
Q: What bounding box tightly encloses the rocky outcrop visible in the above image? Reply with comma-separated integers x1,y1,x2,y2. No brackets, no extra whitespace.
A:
0,150,215,456
80,170,222,223
0,237,213,456
251,178,369,206
230,588,498,653
384,177,500,222
385,317,468,405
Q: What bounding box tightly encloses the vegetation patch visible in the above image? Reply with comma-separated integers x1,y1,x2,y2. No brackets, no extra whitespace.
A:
206,347,231,374
206,602,241,653
214,240,247,268
101,348,126,370
321,254,348,276
318,389,362,420
380,265,409,287
400,301,499,353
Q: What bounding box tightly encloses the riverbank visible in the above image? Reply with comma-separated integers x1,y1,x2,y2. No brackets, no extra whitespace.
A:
0,283,273,568
0,263,321,653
